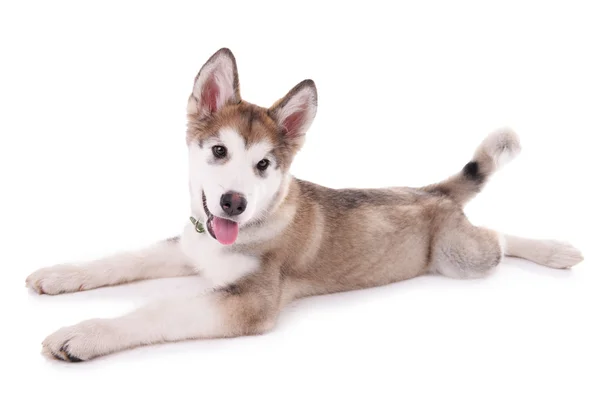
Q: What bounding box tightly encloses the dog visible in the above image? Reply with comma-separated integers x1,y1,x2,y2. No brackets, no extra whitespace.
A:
26,48,584,362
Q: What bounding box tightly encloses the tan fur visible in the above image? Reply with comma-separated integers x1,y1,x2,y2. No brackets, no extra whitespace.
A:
216,179,492,331
25,48,584,362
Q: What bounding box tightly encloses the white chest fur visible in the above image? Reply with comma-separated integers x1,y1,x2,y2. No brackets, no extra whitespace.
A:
180,223,260,288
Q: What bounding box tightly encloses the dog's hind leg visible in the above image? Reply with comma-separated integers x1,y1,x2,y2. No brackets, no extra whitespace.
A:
25,237,194,295
502,234,583,269
430,212,504,279
430,212,584,278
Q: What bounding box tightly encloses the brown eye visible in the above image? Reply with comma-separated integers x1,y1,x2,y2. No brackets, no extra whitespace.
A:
212,145,227,158
257,159,270,171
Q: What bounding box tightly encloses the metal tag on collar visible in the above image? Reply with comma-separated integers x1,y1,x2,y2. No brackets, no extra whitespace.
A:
189,216,205,233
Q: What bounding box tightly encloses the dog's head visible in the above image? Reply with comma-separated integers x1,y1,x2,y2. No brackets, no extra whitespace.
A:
186,48,317,245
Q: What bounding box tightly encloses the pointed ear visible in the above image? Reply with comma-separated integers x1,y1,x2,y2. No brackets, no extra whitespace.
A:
188,48,241,118
269,80,317,144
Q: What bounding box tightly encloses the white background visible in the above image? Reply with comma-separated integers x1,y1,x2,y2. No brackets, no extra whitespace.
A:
1,1,598,399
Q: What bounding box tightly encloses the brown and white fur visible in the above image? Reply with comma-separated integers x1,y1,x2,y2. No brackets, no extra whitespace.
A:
26,48,584,362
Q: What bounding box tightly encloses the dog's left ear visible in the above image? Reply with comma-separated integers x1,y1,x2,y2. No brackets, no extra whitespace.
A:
188,48,241,118
269,80,317,146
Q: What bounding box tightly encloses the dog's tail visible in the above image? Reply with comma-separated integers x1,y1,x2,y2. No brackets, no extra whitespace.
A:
424,128,521,206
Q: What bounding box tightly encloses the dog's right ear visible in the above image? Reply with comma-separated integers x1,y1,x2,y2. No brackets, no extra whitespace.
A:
188,48,241,118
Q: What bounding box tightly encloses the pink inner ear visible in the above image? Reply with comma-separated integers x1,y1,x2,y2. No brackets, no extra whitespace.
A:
282,110,306,138
200,76,219,113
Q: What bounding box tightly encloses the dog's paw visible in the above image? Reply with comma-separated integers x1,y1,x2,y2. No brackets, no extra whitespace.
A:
26,264,94,295
42,319,117,362
543,241,584,269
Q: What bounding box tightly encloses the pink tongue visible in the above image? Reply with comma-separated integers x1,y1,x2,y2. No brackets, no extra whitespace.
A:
211,217,239,245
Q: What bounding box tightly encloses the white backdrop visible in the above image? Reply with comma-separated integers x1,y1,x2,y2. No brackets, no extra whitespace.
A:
1,1,598,399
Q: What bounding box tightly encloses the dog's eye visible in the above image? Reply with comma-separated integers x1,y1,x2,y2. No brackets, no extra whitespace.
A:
212,145,227,159
256,159,270,171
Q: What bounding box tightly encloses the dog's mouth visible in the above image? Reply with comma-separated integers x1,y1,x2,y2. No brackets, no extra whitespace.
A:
202,191,239,245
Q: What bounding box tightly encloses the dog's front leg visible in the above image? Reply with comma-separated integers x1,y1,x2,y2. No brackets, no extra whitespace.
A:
26,237,193,295
42,275,281,361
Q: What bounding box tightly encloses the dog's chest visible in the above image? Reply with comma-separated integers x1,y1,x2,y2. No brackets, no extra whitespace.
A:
180,223,259,288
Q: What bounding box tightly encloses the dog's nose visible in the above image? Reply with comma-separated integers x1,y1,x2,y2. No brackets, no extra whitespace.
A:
220,191,247,216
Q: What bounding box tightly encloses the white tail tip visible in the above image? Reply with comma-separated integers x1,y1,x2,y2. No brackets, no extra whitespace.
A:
477,128,522,169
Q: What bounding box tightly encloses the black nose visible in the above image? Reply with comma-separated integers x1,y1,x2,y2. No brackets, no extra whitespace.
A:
220,191,247,216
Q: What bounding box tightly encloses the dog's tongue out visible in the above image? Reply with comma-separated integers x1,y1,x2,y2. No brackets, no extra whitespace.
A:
211,216,239,245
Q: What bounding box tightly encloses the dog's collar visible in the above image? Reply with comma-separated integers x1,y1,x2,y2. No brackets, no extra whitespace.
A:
189,216,205,233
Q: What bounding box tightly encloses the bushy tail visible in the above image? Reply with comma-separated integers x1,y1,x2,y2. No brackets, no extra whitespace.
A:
425,128,521,206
